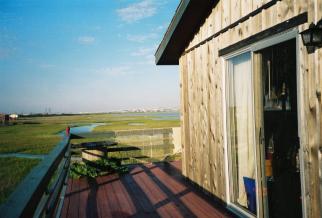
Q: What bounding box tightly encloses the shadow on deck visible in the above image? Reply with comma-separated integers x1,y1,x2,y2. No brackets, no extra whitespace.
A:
61,161,234,218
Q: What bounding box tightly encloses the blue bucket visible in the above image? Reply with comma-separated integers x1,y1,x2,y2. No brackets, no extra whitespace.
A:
243,177,257,214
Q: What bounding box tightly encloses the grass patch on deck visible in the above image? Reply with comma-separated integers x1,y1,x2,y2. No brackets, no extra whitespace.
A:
0,157,40,204
69,158,128,179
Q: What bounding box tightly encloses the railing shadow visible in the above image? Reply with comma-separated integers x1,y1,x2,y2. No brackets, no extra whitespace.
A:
62,161,234,218
86,177,99,218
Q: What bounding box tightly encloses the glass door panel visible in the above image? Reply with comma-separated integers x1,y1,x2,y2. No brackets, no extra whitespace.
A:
227,52,257,215
257,39,302,218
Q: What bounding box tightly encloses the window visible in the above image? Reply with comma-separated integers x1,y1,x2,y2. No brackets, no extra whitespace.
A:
226,52,257,215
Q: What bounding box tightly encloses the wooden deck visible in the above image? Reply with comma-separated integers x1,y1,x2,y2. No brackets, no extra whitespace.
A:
61,161,234,218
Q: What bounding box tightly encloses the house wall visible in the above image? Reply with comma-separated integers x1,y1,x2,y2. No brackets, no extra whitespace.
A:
179,0,322,217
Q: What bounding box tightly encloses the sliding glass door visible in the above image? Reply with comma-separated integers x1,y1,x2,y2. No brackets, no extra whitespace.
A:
225,38,302,218
226,52,258,215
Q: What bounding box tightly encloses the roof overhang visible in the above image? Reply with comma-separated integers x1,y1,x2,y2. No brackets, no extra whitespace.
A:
155,0,217,65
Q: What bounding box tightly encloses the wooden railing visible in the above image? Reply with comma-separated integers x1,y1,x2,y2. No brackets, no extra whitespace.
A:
0,134,71,218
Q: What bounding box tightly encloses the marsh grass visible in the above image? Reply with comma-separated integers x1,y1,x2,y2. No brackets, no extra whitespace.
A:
0,113,179,154
0,112,180,204
0,157,40,204
0,124,63,154
93,119,179,132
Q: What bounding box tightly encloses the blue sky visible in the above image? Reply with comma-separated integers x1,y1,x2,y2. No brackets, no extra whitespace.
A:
0,0,179,114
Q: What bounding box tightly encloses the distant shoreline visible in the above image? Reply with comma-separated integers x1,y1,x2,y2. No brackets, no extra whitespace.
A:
19,110,180,118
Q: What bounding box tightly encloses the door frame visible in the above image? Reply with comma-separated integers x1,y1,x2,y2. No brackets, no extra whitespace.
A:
222,28,307,218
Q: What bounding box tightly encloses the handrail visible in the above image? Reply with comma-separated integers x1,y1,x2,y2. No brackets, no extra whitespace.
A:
0,134,71,218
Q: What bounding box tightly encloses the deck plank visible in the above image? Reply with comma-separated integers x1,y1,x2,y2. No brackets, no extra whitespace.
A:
155,162,232,218
78,178,89,218
133,170,169,217
86,178,100,218
180,192,222,218
121,171,159,217
96,175,113,218
68,178,80,218
111,177,137,216
60,178,73,218
102,174,130,218
150,164,186,194
61,161,234,218
133,167,167,205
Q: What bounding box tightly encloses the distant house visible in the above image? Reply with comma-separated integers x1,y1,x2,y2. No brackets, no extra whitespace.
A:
9,114,18,120
0,114,10,125
156,1,322,218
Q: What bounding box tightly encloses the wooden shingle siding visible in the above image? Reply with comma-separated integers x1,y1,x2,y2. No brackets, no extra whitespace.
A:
185,0,311,52
180,36,227,202
179,0,322,217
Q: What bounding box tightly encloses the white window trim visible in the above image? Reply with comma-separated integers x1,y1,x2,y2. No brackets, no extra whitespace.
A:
221,28,306,218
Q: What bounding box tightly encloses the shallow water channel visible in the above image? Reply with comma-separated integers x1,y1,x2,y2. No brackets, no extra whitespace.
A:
69,123,105,135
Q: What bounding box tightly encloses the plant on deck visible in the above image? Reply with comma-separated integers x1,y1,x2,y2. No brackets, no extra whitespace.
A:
69,158,129,179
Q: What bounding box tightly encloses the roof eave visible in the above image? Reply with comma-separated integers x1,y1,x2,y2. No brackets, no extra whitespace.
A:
155,0,217,65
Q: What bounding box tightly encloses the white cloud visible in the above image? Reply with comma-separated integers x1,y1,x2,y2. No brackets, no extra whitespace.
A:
131,47,155,57
77,36,95,45
125,21,168,43
127,33,157,43
97,66,132,76
131,46,157,65
153,23,168,32
142,54,155,65
117,0,158,23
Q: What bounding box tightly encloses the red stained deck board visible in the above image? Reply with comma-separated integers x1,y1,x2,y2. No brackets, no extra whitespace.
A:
102,174,130,218
62,161,233,218
150,165,186,194
169,161,181,171
68,178,80,218
111,178,137,216
180,192,227,218
121,172,156,215
133,171,171,217
96,175,114,218
60,178,73,218
129,165,144,175
141,163,197,217
78,178,90,218
157,202,184,218
132,167,167,205
86,178,100,218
